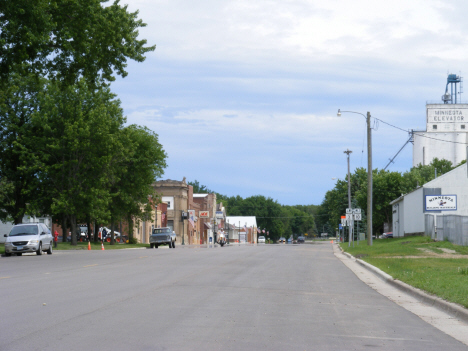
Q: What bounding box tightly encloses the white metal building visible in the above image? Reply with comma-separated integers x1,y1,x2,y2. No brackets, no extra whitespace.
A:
390,163,468,237
413,104,468,167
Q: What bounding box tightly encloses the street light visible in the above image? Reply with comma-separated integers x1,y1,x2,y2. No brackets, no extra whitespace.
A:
337,109,373,246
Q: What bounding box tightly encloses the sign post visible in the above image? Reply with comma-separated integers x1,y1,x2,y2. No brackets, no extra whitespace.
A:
346,208,354,247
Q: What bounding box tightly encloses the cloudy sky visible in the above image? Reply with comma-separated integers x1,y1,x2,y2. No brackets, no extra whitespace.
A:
111,0,468,205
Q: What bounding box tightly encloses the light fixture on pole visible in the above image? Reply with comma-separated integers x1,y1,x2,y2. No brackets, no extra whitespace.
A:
337,109,373,246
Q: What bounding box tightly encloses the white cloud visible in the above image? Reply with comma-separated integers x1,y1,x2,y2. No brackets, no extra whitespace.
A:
111,0,468,204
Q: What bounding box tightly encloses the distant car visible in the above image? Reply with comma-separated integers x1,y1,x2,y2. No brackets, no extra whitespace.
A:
258,236,265,243
297,236,305,243
4,223,53,256
278,237,285,243
379,232,393,239
150,227,176,248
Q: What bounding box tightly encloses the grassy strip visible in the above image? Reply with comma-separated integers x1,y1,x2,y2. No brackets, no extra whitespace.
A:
367,257,468,308
340,236,468,308
341,236,468,257
0,242,148,254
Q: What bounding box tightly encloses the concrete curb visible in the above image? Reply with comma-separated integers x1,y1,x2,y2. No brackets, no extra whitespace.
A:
337,243,468,324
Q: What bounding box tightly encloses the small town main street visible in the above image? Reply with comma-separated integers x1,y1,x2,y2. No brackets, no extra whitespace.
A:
1,242,467,351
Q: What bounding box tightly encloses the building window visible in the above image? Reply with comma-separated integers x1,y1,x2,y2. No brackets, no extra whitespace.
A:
462,125,466,129
162,196,174,210
432,125,437,130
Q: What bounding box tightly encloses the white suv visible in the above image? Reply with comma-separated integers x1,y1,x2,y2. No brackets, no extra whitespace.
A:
4,223,53,256
258,236,266,243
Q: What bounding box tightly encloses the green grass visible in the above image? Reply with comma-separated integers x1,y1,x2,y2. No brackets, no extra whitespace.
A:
341,236,468,258
341,236,468,308
0,241,148,254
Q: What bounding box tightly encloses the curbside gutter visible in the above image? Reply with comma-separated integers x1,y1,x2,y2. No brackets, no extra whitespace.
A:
337,243,468,324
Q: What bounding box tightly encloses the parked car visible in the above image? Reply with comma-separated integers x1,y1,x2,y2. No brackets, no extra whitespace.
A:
258,236,265,243
379,232,393,239
297,236,305,243
278,237,285,243
4,223,53,256
150,227,176,248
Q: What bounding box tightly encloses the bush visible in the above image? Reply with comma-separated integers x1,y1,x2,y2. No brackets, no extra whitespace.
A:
128,237,138,244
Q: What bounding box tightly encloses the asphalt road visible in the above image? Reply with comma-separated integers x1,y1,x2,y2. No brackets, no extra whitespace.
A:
1,242,467,351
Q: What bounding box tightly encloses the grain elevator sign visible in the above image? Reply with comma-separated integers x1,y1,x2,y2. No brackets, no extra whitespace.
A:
425,195,457,211
427,106,468,124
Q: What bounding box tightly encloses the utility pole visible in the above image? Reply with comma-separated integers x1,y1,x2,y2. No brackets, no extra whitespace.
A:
367,112,373,246
337,110,373,246
344,149,353,247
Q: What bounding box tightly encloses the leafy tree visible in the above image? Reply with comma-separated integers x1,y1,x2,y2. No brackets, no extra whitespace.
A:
0,73,45,223
401,158,454,194
109,125,167,244
281,206,315,238
31,79,124,244
355,169,402,234
0,0,155,85
188,180,213,194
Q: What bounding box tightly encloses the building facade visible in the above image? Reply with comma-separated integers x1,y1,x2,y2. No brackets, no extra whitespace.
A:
192,193,217,244
413,103,468,167
225,216,257,243
390,163,468,237
152,178,189,245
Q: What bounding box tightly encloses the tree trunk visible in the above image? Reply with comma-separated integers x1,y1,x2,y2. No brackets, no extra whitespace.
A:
94,222,99,243
110,215,115,245
128,214,134,241
61,215,68,243
86,215,92,242
70,214,77,246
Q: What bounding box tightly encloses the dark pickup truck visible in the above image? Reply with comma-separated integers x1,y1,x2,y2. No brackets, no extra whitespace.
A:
149,227,176,248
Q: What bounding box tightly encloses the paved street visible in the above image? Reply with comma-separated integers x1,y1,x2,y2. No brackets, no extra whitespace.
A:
1,242,467,350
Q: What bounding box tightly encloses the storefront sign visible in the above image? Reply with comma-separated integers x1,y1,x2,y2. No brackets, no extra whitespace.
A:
425,195,457,211
199,211,209,218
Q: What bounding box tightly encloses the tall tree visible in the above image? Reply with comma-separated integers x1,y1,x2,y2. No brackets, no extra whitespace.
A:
0,0,155,85
0,74,45,223
31,79,124,245
108,125,167,244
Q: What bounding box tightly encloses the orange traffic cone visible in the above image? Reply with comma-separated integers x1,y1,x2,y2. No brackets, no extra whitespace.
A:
88,241,91,250
101,242,105,251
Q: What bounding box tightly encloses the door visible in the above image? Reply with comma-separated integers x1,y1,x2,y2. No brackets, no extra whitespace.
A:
392,203,400,237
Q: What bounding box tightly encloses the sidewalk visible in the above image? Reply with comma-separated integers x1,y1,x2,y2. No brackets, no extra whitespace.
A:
333,242,468,346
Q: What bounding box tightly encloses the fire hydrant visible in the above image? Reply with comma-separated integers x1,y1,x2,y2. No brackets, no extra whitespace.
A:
54,230,59,248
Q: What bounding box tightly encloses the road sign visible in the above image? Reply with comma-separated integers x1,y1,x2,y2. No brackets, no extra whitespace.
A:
346,214,353,220
354,213,362,221
346,208,352,214
353,208,361,214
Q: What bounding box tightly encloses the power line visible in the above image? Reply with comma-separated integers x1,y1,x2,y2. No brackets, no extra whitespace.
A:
374,117,468,145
